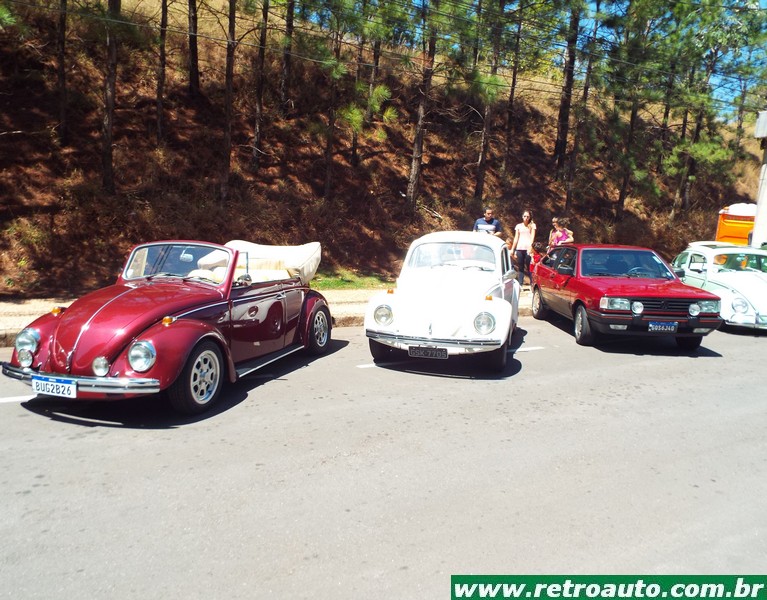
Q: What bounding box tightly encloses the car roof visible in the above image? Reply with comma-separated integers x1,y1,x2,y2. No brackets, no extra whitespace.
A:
411,230,507,249
684,241,767,254
557,243,657,252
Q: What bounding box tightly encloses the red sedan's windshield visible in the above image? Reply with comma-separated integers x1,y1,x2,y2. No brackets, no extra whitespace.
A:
580,248,675,279
123,243,231,282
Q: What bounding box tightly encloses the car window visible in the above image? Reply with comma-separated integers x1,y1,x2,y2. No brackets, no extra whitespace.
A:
408,242,495,270
541,248,564,268
689,253,707,271
580,249,673,278
124,243,229,281
672,252,689,269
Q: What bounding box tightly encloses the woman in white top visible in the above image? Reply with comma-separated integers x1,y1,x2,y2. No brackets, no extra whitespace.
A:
510,209,536,286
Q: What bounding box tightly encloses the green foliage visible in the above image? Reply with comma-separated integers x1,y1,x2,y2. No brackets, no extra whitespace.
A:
0,2,16,29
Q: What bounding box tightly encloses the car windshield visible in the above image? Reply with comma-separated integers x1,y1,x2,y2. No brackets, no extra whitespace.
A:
580,249,674,279
714,252,767,273
408,242,496,271
123,243,231,283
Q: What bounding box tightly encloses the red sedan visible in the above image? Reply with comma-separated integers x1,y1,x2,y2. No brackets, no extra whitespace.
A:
2,240,332,414
531,244,722,350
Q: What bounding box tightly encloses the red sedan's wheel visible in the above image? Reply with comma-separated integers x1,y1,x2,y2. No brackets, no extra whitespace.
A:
168,341,224,414
573,304,595,346
531,287,548,320
307,306,331,355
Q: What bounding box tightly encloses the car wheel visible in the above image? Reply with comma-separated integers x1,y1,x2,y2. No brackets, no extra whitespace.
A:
676,335,702,351
307,306,331,355
487,339,508,372
369,339,394,362
168,341,224,415
531,288,548,320
573,304,595,346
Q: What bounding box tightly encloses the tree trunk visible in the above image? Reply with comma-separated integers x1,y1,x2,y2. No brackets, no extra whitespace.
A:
101,0,120,195
279,0,294,116
323,31,342,202
617,98,639,210
220,0,236,203
187,0,200,98
56,0,67,146
252,0,269,170
501,8,523,177
366,39,381,123
554,6,580,174
156,0,168,144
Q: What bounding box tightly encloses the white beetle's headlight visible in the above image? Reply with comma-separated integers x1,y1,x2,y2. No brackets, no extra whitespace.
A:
731,297,748,314
599,297,630,311
15,328,40,354
474,312,496,335
374,305,393,326
128,341,156,372
92,356,110,376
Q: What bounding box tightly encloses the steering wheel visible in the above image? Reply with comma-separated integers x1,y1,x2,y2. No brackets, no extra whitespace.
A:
627,266,652,277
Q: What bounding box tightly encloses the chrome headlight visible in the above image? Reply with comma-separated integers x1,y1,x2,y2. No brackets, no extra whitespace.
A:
697,300,719,314
474,312,496,335
15,328,40,354
631,301,644,315
688,303,701,317
599,297,630,311
92,356,110,377
731,297,748,314
373,305,393,326
128,341,156,372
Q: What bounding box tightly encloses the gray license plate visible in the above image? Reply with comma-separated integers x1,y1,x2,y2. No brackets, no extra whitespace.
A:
648,321,678,333
408,347,448,359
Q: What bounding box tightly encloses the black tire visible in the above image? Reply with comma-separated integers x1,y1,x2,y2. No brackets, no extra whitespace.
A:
307,306,331,355
487,338,508,372
573,304,595,346
168,341,224,414
369,339,393,362
676,335,702,351
531,288,548,320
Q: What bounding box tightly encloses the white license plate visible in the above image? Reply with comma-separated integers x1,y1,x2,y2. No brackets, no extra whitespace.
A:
408,347,448,359
32,375,77,398
648,321,678,333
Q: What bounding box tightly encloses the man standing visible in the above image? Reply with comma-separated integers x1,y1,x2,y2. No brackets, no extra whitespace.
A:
473,207,503,237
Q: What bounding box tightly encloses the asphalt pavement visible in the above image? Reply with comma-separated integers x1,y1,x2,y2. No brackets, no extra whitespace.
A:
0,288,532,348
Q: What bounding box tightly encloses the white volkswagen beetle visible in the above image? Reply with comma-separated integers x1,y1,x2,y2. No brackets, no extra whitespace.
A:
672,241,767,330
364,231,520,370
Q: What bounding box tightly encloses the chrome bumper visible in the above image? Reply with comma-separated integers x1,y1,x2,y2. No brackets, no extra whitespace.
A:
365,329,503,349
2,362,161,396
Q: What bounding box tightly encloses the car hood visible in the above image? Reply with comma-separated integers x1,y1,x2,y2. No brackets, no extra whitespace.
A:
712,271,767,306
48,281,223,374
584,277,720,300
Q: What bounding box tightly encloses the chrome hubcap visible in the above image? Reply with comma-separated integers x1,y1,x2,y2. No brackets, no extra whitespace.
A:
190,349,220,405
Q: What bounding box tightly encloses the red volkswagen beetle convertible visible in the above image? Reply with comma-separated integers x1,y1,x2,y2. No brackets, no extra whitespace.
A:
531,244,722,350
2,239,332,414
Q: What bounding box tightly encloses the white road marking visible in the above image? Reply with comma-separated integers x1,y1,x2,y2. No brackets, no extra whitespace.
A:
0,395,36,404
512,346,545,352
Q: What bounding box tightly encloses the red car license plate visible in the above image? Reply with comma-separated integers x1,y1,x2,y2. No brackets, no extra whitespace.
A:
648,321,678,333
408,347,448,359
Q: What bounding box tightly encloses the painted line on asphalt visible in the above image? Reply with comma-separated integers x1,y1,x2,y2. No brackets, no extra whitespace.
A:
0,395,36,404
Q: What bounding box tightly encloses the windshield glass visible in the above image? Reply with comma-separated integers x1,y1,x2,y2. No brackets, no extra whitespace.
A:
123,243,231,283
580,248,674,279
408,242,496,270
715,252,767,273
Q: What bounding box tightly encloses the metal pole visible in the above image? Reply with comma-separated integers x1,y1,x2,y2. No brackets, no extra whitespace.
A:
752,111,767,248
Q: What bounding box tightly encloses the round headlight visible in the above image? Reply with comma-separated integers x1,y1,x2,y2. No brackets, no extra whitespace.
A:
731,297,749,314
92,356,110,377
631,301,644,315
474,312,496,335
18,349,34,368
128,341,156,372
15,328,40,354
688,303,701,317
373,305,393,326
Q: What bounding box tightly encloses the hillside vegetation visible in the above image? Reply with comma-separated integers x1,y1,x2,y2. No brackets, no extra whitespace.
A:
0,3,762,298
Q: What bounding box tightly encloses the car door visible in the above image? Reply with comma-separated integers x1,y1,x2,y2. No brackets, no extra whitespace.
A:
535,247,569,316
228,280,287,363
683,252,709,290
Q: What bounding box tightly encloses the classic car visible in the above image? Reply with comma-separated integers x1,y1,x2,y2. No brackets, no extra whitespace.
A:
2,239,332,414
671,241,767,330
531,243,722,349
364,231,520,371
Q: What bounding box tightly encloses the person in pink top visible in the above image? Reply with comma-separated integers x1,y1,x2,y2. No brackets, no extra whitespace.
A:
510,209,536,287
547,217,574,251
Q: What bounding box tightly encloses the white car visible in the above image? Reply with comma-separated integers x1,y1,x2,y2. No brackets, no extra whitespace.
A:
364,231,520,370
671,241,767,330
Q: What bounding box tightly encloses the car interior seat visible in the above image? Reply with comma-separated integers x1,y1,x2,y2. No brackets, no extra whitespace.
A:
605,255,629,275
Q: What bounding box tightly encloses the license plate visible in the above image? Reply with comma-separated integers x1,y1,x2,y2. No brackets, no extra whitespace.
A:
408,346,448,359
648,321,678,333
32,375,77,398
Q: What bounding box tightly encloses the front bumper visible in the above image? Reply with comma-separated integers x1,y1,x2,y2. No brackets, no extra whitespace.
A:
587,311,722,336
366,330,503,354
2,362,161,397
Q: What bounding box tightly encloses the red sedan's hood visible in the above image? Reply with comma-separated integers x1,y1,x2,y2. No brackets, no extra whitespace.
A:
49,282,223,374
584,277,720,300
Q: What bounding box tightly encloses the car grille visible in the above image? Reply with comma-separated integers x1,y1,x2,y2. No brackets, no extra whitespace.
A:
632,298,695,314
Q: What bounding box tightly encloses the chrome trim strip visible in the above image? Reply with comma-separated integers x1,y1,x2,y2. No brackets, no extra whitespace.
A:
2,363,161,396
365,330,502,348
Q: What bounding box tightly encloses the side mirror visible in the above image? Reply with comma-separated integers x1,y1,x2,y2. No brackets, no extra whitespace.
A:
674,268,686,278
557,265,574,276
235,273,252,286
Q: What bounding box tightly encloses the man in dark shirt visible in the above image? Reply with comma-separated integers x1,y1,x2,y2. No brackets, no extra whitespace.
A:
473,207,503,237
